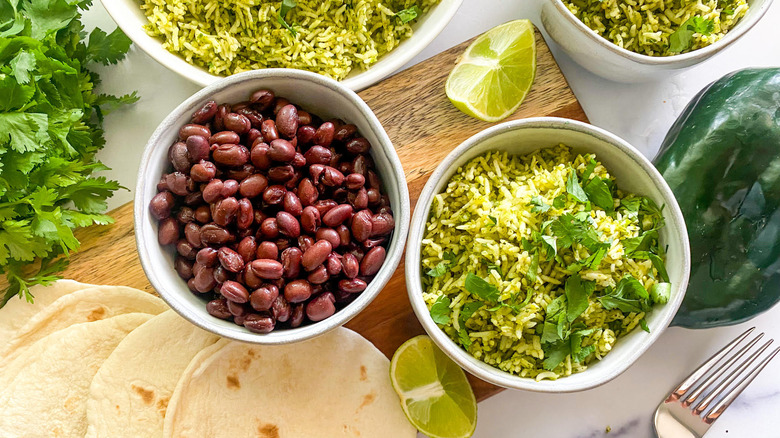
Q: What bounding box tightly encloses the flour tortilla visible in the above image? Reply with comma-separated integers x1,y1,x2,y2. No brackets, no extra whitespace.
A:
0,279,93,349
86,310,220,438
0,313,153,438
163,327,416,438
0,285,166,362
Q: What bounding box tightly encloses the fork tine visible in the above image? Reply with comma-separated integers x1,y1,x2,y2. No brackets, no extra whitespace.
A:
702,346,780,424
682,332,764,407
666,327,755,403
692,339,773,415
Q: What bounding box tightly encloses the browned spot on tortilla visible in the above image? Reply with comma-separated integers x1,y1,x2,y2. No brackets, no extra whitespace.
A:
86,306,107,321
226,375,241,389
359,365,367,381
258,423,279,438
342,424,361,436
156,396,170,416
357,392,376,412
131,384,155,405
115,404,120,413
63,396,79,413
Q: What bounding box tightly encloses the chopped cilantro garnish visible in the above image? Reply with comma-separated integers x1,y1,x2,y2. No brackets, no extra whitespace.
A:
549,214,603,252
427,251,457,277
530,196,551,213
598,276,650,313
527,251,539,282
553,194,567,209
584,176,613,210
566,168,589,203
669,16,714,53
565,274,595,322
465,273,499,303
277,0,298,36
429,296,451,324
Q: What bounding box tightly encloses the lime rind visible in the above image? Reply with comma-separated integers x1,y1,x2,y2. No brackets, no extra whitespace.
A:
390,336,477,438
446,19,537,122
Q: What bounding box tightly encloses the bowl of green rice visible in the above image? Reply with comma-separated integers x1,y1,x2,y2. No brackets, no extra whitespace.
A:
100,0,462,90
541,0,773,82
405,118,690,392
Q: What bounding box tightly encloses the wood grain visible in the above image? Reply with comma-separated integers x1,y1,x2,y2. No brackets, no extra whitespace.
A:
2,28,586,402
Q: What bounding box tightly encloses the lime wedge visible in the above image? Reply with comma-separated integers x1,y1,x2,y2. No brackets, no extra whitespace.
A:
446,19,537,122
390,335,477,438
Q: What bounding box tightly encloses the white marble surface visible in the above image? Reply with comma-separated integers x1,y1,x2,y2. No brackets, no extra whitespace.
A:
83,0,780,436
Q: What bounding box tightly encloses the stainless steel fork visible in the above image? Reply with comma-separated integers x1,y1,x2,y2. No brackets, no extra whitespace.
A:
653,327,780,438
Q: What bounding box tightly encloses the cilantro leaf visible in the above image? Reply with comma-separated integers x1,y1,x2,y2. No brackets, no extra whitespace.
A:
395,5,421,23
10,50,36,84
457,327,471,348
622,230,658,255
553,194,566,209
459,301,484,326
541,295,567,344
639,318,650,333
566,168,588,203
549,214,603,252
427,251,456,277
616,275,649,299
526,251,539,282
429,296,451,324
277,0,298,35
26,0,80,39
541,234,557,257
464,273,499,303
648,252,670,283
670,17,714,53
530,196,550,213
565,274,594,322
581,158,597,182
86,27,132,65
597,276,649,313
583,176,613,210
487,215,497,227
542,341,570,370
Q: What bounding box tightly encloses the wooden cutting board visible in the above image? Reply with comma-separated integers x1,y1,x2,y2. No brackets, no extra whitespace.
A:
3,28,586,401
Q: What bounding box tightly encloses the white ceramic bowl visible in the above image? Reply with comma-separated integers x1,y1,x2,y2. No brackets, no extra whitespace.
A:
406,118,691,392
135,69,410,344
541,0,773,82
101,0,463,91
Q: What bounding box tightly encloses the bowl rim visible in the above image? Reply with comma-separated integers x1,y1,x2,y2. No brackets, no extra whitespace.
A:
99,0,464,91
549,0,774,65
134,68,410,344
405,117,691,392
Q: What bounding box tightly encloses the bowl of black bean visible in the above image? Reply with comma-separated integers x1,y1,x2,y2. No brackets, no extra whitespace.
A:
135,69,410,344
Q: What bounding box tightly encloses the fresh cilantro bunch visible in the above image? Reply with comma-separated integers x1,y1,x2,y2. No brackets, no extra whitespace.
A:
0,0,138,305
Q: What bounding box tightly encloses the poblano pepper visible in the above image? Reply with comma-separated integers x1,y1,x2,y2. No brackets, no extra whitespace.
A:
654,68,780,328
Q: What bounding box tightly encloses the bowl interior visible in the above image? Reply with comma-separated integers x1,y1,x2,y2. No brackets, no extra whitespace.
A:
101,0,463,90
136,71,408,343
407,119,690,392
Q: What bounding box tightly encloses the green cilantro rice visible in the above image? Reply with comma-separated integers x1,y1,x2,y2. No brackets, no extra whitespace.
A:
562,0,749,56
421,145,670,380
140,0,439,79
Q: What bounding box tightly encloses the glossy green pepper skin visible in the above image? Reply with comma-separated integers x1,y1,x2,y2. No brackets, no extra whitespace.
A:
654,68,780,329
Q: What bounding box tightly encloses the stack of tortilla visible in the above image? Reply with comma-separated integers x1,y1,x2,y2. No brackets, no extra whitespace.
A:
0,280,416,437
